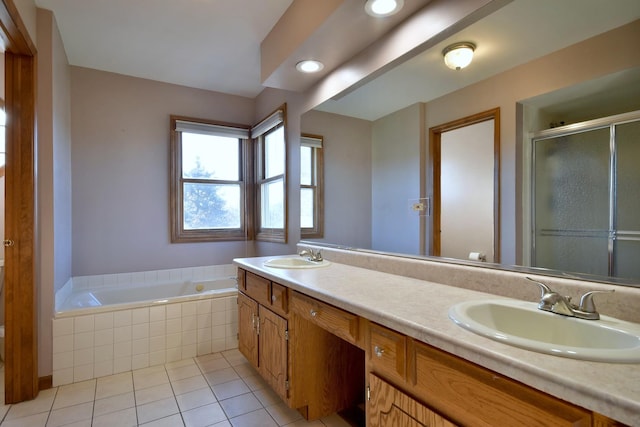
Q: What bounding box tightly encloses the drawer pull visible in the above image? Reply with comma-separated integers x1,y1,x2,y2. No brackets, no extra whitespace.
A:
310,310,318,317
374,345,385,358
271,295,276,302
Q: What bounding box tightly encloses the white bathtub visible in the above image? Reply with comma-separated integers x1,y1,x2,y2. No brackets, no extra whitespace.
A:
56,277,238,317
52,266,240,386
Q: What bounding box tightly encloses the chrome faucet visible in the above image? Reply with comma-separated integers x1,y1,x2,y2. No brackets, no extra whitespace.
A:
298,248,323,262
525,277,614,320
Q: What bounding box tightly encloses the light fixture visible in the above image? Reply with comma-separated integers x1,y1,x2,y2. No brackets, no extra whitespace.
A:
296,60,324,73
442,42,476,70
364,0,404,17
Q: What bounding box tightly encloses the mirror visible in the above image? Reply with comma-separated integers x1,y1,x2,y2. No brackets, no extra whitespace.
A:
300,0,640,285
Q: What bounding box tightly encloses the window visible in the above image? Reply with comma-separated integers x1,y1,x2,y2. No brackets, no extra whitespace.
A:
300,134,324,238
253,106,287,242
170,116,250,242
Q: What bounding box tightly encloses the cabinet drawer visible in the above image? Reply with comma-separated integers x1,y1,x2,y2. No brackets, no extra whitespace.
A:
292,292,359,346
412,341,592,427
369,323,406,383
270,282,289,316
245,272,271,307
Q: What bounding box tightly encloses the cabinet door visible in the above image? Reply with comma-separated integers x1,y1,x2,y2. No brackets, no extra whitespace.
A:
368,373,457,427
259,306,288,400
238,292,259,367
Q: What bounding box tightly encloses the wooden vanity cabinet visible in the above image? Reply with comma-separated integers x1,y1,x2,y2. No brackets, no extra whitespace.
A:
237,269,364,420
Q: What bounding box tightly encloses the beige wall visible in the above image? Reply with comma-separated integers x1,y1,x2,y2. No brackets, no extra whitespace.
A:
301,109,373,249
423,20,640,265
70,68,259,276
37,8,73,376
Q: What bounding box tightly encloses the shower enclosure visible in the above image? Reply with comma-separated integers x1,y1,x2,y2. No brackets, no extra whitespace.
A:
531,110,640,281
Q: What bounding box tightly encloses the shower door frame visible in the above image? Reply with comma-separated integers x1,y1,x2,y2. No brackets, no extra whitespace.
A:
530,109,640,278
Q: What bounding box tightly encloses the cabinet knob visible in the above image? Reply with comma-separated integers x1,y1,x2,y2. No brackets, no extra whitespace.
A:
310,310,318,317
271,295,276,302
374,345,385,358
3,239,14,247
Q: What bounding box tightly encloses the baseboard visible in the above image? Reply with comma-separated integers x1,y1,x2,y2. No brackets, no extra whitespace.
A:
38,375,52,390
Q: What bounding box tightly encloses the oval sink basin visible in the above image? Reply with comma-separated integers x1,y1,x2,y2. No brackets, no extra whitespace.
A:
263,257,331,269
449,299,640,363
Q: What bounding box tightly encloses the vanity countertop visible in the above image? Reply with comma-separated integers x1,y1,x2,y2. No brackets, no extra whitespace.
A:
234,256,640,426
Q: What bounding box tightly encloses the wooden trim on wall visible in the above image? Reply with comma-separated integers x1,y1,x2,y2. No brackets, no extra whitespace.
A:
1,0,38,404
428,108,501,262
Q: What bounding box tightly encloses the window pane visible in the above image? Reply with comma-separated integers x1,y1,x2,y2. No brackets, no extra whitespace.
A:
182,132,239,180
265,126,285,178
301,188,315,228
183,183,240,229
261,179,284,228
301,146,312,185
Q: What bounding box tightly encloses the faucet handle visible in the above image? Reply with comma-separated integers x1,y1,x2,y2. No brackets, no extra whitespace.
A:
525,277,554,298
578,289,615,313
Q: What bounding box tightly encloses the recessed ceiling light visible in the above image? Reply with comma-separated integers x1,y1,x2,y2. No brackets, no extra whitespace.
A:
296,60,324,73
365,0,404,17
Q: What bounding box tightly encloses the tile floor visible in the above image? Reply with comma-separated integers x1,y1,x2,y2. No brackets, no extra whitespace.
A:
0,350,352,427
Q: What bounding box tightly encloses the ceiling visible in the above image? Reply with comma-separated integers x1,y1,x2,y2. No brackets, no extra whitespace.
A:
33,0,640,112
316,0,640,120
34,0,431,98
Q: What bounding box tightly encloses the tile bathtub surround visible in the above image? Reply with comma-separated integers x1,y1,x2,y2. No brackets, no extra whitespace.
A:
301,243,640,324
0,351,351,427
52,296,239,386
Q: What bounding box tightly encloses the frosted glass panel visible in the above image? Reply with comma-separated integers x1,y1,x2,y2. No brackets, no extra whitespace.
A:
615,121,640,231
534,128,610,231
615,239,640,280
535,235,609,276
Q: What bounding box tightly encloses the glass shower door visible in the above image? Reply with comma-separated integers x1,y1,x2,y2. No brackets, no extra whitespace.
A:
614,120,640,279
533,127,611,276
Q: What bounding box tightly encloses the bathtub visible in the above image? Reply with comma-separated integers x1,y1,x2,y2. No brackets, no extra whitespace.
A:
52,266,240,386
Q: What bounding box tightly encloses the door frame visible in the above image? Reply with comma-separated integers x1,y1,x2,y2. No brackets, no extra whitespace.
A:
428,108,501,262
1,0,38,403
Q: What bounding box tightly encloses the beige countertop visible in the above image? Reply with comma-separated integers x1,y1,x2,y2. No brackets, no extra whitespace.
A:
234,255,640,426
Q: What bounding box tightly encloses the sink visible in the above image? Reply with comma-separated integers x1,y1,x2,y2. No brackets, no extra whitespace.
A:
263,257,331,269
449,299,640,363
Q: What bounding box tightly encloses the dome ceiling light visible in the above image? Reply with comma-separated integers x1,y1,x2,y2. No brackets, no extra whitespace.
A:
296,60,324,73
443,42,476,70
364,0,404,17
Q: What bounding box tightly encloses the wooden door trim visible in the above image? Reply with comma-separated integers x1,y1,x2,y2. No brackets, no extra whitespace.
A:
1,0,38,403
428,108,501,262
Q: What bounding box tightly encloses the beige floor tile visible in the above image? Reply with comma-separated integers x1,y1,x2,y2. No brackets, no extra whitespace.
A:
46,401,93,427
170,374,209,396
139,413,185,427
93,391,135,417
195,352,224,364
265,402,303,426
219,393,262,419
282,420,325,427
133,369,170,390
204,368,240,386
137,396,180,425
135,382,174,406
211,379,250,401
240,374,268,391
221,350,247,367
182,402,227,427
0,412,49,427
252,387,282,407
197,357,230,373
231,362,256,378
228,408,278,427
95,371,133,399
92,406,137,427
52,380,96,409
5,388,56,420
210,421,231,427
165,358,197,370
167,364,201,382
175,387,216,412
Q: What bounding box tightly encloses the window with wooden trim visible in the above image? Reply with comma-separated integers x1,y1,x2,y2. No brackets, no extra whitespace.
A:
170,116,250,242
300,134,324,238
254,106,287,242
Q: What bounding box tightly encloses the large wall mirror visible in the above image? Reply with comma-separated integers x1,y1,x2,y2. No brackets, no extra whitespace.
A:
300,0,640,285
